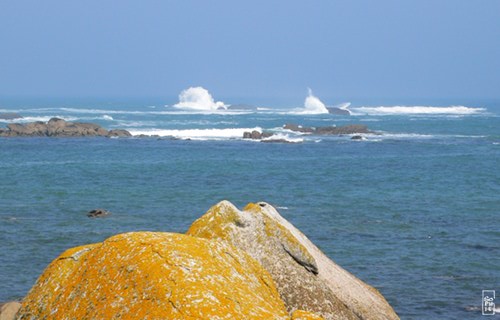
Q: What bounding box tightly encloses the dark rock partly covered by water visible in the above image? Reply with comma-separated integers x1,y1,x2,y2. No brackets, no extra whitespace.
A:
0,118,131,138
87,209,111,218
0,113,23,120
108,129,132,137
284,123,370,135
327,107,351,115
243,130,273,140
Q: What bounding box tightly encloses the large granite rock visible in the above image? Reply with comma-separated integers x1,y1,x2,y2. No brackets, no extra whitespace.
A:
16,232,290,320
187,201,399,320
0,118,131,138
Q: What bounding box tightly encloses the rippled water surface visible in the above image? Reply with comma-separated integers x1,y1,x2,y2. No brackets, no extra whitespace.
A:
1,101,499,319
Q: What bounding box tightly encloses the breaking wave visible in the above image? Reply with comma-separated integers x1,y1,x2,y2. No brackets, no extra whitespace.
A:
351,106,485,115
290,88,329,115
262,133,304,143
173,87,227,111
303,88,329,114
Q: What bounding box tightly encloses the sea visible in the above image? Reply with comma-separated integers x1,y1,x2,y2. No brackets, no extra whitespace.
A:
1,93,499,319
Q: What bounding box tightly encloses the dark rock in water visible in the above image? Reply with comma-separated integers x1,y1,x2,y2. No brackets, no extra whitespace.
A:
283,123,314,133
0,117,131,138
243,131,273,140
260,138,297,144
284,123,370,135
315,124,369,135
107,129,132,137
327,107,351,115
87,209,111,218
0,112,23,120
351,135,364,140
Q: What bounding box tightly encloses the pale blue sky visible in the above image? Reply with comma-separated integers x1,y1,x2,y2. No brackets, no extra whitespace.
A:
1,1,499,104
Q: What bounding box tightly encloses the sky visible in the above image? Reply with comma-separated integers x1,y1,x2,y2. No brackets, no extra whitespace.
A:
0,1,499,104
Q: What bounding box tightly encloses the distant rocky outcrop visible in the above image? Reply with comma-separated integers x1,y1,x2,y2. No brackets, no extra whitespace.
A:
283,123,370,135
243,124,371,142
0,113,23,120
0,118,131,138
187,201,399,320
16,232,293,319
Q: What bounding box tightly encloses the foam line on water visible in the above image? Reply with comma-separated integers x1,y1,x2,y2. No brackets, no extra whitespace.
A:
351,106,485,115
128,127,262,140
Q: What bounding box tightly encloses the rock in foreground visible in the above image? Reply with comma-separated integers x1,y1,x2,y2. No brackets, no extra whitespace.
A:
188,201,399,320
16,232,290,320
0,118,131,137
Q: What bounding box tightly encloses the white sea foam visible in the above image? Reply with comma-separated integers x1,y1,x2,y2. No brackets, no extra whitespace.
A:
128,127,262,140
351,105,485,115
334,102,351,110
173,86,227,111
102,115,113,121
261,133,304,143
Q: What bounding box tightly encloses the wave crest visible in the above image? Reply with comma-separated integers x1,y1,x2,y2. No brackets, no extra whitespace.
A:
173,87,226,111
301,88,329,114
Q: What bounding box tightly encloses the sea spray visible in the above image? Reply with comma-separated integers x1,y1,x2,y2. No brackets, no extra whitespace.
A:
301,88,329,114
173,87,227,111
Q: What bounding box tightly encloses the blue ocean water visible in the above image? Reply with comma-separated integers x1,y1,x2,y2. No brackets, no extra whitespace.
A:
0,98,499,319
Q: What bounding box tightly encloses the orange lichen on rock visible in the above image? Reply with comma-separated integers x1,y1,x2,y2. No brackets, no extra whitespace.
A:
292,310,326,320
16,232,289,320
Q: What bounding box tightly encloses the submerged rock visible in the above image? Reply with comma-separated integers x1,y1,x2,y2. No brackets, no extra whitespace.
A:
86,208,111,218
0,118,131,138
284,123,370,135
16,232,290,320
187,201,399,320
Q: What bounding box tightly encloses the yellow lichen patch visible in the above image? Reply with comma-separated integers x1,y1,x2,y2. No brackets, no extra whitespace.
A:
187,200,243,240
17,232,289,320
292,310,325,320
17,242,100,318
